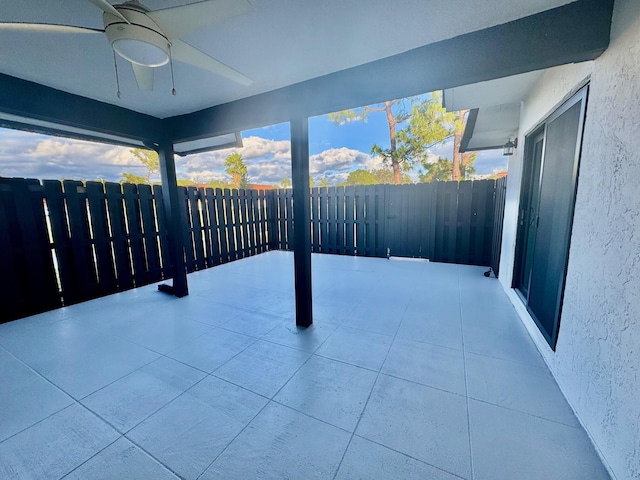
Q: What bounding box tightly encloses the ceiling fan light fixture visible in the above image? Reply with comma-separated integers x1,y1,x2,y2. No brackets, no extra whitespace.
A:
106,23,169,67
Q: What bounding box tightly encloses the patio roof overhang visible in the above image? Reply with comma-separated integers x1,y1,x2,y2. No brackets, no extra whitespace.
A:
0,0,615,323
0,0,613,145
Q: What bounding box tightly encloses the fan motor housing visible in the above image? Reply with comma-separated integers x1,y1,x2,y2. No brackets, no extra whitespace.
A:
104,8,170,67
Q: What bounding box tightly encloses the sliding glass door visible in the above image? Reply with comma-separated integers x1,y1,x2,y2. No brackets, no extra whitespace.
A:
513,86,588,349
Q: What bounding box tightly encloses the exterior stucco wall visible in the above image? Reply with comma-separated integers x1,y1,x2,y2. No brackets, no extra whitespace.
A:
499,1,640,479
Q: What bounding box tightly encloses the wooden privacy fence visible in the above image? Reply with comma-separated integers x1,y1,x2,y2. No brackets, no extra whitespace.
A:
0,177,270,322
0,177,505,323
272,180,500,266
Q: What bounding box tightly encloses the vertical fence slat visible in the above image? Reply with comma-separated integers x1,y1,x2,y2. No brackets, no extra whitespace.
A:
63,180,99,301
344,186,355,255
186,187,205,270
354,186,365,256
457,180,473,265
86,181,117,295
238,188,250,258
105,182,133,290
204,188,220,266
124,183,148,285
43,180,77,305
216,188,230,263
286,188,294,251
491,176,507,276
0,178,60,322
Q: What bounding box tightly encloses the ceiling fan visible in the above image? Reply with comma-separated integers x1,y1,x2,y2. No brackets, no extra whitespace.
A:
0,0,253,93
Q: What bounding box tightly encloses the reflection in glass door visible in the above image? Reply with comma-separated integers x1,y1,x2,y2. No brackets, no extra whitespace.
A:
513,86,588,349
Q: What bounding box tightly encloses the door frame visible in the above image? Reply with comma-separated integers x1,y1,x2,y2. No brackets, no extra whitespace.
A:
512,84,589,349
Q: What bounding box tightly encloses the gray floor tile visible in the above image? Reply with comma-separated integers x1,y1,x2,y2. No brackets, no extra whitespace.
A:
127,376,267,480
167,327,255,372
168,298,248,327
344,303,405,336
0,254,611,480
397,312,463,350
101,314,214,354
311,296,359,323
469,399,611,480
82,357,206,433
463,321,546,368
220,309,288,337
274,355,377,431
316,326,392,371
0,317,105,368
40,335,160,399
382,337,466,395
0,348,73,442
357,374,471,479
201,402,351,479
335,436,462,480
0,404,119,480
465,352,579,426
63,437,179,480
213,340,310,397
261,319,338,353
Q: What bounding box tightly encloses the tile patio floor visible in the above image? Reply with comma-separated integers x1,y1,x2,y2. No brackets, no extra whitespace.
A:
0,251,610,479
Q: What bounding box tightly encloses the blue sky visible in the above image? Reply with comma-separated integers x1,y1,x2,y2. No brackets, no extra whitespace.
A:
0,102,507,185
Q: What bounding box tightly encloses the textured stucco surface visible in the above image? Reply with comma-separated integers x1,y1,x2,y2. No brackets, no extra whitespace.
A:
499,1,640,479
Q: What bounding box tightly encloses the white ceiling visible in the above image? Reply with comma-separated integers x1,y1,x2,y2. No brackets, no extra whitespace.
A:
0,0,574,118
443,70,546,151
443,71,544,112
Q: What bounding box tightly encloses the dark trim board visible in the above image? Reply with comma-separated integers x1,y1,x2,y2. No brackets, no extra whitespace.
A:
167,0,613,141
0,73,164,145
459,109,479,153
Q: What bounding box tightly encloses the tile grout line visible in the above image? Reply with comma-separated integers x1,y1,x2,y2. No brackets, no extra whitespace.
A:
330,297,410,480
350,433,470,480
458,266,476,480
193,340,321,479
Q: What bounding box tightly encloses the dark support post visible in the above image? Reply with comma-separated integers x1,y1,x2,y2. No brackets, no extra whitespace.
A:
157,141,188,297
290,118,313,327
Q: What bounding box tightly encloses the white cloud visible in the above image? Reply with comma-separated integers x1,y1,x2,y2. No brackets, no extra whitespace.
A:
310,147,381,174
2,130,438,186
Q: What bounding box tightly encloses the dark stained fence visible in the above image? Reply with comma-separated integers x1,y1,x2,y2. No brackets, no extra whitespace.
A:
305,180,498,265
0,178,503,323
490,176,508,277
0,179,272,323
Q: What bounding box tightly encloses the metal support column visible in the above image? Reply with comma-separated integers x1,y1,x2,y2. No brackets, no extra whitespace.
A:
290,118,312,327
157,141,188,297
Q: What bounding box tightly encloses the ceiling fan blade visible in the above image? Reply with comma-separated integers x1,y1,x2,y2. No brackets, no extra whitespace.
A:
171,39,252,86
87,0,130,24
0,23,102,34
148,0,251,40
132,64,154,91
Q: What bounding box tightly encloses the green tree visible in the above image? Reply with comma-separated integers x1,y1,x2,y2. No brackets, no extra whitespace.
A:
330,99,413,185
330,93,455,185
460,152,477,179
120,172,147,184
343,169,378,185
206,179,229,190
225,153,248,189
371,168,411,184
130,148,159,183
177,179,194,187
419,157,454,182
319,178,329,187
418,152,477,183
309,176,315,188
280,178,291,188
